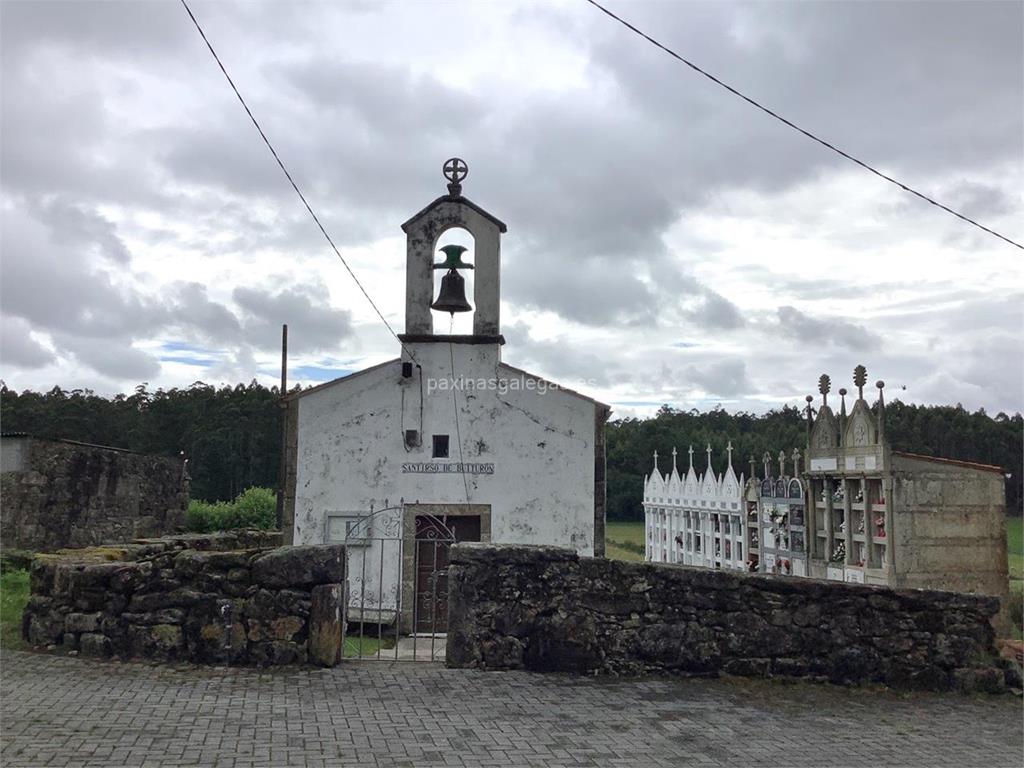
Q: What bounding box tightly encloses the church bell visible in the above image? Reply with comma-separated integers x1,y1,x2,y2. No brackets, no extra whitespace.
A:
431,269,472,314
431,244,474,314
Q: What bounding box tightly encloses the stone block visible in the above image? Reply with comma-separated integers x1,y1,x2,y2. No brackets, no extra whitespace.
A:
827,646,882,685
128,623,184,658
108,562,152,593
173,549,254,577
128,588,207,612
120,608,186,625
67,563,124,595
251,545,345,589
247,615,304,643
722,658,770,677
250,640,304,666
29,558,56,594
79,633,112,658
26,613,65,646
245,588,312,620
65,612,101,634
308,583,345,667
954,666,1006,694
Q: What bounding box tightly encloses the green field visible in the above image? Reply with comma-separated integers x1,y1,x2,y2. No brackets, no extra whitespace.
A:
1008,517,1022,592
605,521,645,562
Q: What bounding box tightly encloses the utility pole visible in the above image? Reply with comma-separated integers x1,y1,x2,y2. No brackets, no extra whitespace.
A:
276,324,288,532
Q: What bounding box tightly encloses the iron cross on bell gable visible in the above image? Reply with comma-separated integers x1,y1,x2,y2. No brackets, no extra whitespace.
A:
443,157,468,196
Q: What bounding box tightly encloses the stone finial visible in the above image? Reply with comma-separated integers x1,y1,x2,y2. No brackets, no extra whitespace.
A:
671,446,678,474
443,157,468,196
748,455,756,480
762,451,771,479
706,444,713,471
653,450,659,472
778,450,786,478
876,380,886,440
687,445,694,472
818,374,831,407
853,364,867,400
804,394,814,448
839,388,848,418
792,447,802,476
726,440,734,467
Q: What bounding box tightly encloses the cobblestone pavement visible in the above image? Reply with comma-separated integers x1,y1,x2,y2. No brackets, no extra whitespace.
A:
1,650,1021,768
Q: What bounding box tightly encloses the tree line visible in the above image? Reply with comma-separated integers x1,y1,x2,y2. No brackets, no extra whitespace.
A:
2,382,1019,518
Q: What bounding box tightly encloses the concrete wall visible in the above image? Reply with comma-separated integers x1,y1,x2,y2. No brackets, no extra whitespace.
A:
890,454,1009,599
0,437,188,552
1,435,30,472
447,543,1020,694
21,532,345,667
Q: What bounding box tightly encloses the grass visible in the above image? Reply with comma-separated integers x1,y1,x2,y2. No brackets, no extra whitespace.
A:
343,634,395,658
1,569,29,651
605,521,645,563
1007,517,1022,592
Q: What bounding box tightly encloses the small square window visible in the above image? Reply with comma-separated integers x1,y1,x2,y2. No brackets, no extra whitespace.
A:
432,434,449,458
326,514,369,546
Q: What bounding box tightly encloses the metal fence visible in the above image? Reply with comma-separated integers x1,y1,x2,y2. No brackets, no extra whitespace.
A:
343,509,456,662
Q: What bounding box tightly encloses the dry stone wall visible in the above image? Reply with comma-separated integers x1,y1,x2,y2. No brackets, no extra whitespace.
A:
0,437,188,551
447,544,1020,694
21,532,346,667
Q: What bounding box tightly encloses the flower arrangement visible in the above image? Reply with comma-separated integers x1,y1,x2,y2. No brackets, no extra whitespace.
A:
830,541,846,563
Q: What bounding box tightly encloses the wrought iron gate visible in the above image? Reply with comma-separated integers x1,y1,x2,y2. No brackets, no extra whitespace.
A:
341,506,456,662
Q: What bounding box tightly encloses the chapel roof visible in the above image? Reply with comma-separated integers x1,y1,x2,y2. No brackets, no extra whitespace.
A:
401,194,507,234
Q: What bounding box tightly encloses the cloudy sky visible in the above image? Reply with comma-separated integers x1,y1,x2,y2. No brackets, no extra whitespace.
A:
2,0,1021,418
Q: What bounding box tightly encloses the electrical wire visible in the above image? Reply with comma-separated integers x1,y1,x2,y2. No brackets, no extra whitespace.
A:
178,0,421,363
448,316,472,505
584,0,1022,251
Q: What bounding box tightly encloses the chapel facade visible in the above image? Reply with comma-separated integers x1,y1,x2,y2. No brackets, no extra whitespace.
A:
282,160,609,634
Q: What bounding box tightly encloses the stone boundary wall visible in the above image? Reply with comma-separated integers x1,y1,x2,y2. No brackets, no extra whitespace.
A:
447,544,1021,694
21,532,346,667
0,436,189,551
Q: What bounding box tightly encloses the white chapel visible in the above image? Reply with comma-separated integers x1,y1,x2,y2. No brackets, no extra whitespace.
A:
281,160,609,634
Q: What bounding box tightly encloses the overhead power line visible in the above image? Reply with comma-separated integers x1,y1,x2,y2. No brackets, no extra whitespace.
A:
178,0,420,362
584,0,1022,251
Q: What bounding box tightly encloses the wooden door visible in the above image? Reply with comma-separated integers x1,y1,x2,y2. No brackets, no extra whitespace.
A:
414,515,480,634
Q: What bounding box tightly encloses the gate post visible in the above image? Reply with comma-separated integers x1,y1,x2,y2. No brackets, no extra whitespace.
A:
309,582,347,666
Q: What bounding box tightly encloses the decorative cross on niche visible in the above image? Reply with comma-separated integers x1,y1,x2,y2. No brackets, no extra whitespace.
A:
443,157,468,195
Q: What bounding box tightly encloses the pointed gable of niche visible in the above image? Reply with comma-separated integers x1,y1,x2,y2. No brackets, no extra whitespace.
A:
843,365,878,448
844,398,876,447
721,441,740,500
699,444,717,499
810,373,840,451
667,447,682,498
684,445,699,501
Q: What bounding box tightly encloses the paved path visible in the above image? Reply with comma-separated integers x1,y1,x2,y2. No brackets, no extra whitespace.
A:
1,650,1020,767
